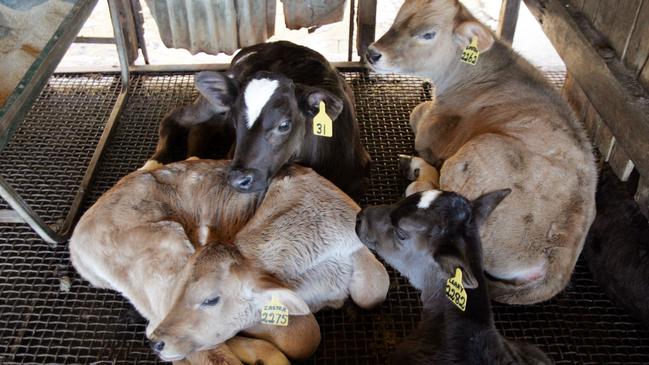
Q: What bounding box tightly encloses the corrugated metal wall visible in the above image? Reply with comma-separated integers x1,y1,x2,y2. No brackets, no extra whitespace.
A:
144,0,345,55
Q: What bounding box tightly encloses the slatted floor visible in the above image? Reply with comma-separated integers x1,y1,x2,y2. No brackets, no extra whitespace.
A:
1,70,648,364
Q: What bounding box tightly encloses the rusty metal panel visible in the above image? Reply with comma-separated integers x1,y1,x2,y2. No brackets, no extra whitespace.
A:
281,0,345,30
144,0,275,55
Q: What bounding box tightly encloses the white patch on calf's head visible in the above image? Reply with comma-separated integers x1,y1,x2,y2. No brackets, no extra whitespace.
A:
417,190,441,209
244,78,279,129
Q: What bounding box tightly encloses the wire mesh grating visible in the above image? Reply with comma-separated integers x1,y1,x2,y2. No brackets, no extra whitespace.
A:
1,70,648,364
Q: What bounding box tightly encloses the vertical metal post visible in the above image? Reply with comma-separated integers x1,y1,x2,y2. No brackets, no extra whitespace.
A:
130,0,150,64
348,0,356,61
356,0,377,61
108,0,131,88
498,0,522,44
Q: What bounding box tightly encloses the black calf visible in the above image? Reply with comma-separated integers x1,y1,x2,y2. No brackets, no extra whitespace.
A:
584,165,649,327
356,189,551,365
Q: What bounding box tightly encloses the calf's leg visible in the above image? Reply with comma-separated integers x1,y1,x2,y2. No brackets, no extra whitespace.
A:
348,247,390,309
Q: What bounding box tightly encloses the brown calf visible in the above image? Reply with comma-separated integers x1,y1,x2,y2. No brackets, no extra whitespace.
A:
366,0,597,304
69,160,320,364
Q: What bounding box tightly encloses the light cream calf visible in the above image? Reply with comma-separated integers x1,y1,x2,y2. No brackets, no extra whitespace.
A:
69,160,320,364
149,164,390,360
366,0,597,304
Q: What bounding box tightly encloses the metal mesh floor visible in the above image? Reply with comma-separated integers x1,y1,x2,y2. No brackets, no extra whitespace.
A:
1,70,648,364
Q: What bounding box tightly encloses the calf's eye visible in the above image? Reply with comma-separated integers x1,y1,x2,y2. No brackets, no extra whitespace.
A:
419,31,436,40
277,120,291,133
202,296,220,306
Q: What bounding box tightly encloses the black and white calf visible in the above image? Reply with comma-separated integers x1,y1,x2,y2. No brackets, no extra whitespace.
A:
145,41,370,198
355,189,552,365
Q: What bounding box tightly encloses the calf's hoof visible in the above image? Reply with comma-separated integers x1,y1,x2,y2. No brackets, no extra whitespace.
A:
140,160,163,171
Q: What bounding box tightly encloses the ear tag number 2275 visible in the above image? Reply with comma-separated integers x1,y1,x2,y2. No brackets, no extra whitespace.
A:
445,268,467,311
313,101,333,137
460,37,480,65
261,297,289,326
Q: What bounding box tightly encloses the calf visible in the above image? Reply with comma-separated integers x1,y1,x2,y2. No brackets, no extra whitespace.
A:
356,189,551,364
145,41,371,198
584,166,649,327
148,163,390,360
144,100,235,168
366,0,597,304
70,160,321,365
70,160,389,362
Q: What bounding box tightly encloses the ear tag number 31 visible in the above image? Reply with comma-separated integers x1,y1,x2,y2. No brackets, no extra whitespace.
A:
313,101,333,137
445,268,467,311
261,296,289,326
460,37,480,65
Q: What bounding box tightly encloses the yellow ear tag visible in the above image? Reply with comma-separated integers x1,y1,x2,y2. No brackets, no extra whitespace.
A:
312,101,333,137
460,37,480,65
445,268,467,311
261,296,289,326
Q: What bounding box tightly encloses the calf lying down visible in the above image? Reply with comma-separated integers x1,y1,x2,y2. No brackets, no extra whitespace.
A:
356,189,551,364
146,41,371,199
70,159,389,363
584,166,649,327
367,0,597,304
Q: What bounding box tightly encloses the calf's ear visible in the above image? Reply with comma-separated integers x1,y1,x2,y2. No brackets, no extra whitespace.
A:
258,288,311,316
471,188,511,228
296,84,345,120
453,20,494,52
434,248,478,289
195,71,239,114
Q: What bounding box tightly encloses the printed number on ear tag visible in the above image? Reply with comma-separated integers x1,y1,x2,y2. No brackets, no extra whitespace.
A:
313,101,333,137
460,37,480,65
445,268,467,311
261,297,289,326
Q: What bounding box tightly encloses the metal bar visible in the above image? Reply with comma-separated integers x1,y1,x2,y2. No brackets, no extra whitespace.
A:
108,0,132,84
130,0,150,64
0,176,62,244
126,62,368,73
356,0,377,61
348,0,356,61
74,36,116,44
0,209,25,223
58,0,132,237
58,89,128,237
498,0,521,44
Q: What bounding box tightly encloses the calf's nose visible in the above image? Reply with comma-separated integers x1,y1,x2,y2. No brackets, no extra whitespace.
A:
229,169,255,192
150,340,165,353
365,46,382,64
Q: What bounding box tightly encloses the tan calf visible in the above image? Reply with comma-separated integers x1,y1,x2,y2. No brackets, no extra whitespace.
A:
69,160,320,364
366,0,597,304
149,164,390,359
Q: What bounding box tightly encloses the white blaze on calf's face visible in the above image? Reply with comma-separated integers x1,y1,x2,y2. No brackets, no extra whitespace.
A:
244,78,279,129
417,190,442,209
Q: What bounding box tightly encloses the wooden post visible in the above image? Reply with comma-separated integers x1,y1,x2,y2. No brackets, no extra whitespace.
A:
108,0,140,65
356,0,377,60
498,0,521,44
523,0,649,181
